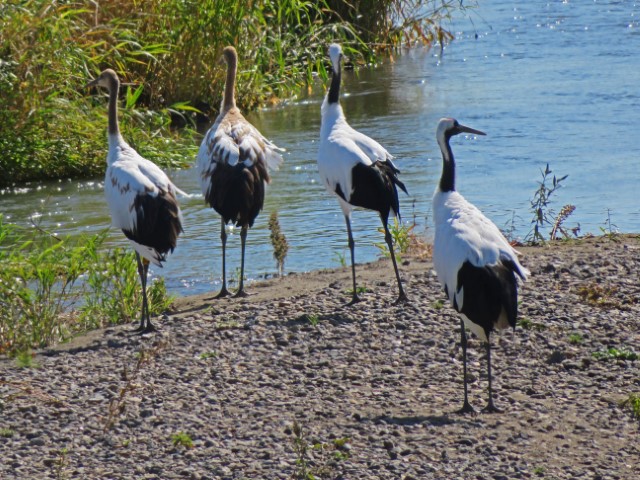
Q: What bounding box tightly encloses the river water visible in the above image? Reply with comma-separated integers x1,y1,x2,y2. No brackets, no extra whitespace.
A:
2,1,639,296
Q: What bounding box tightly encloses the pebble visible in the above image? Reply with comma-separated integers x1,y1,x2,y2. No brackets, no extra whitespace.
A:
1,236,639,479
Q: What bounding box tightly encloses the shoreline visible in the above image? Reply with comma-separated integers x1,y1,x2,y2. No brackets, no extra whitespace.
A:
2,234,639,479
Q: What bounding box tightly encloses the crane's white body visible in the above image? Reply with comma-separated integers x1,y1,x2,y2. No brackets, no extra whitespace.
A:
318,95,395,217
105,133,183,266
433,189,528,341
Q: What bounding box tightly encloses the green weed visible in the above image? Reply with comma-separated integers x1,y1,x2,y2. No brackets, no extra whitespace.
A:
15,350,39,369
592,348,638,362
290,420,350,480
103,340,169,431
526,163,577,243
576,284,621,309
599,208,620,242
433,299,444,310
171,432,194,449
518,317,546,332
0,428,15,438
199,351,218,360
334,251,347,268
268,211,289,277
620,393,640,422
568,333,583,345
306,314,320,327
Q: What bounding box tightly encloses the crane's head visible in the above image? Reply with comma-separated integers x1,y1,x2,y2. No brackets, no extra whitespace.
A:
86,69,119,91
436,117,486,144
222,46,237,66
329,43,343,73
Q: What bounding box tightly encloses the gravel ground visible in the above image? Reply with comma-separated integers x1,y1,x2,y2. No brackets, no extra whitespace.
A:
1,235,639,480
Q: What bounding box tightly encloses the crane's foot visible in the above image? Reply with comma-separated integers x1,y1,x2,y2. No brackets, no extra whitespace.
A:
345,294,362,306
455,401,476,415
130,321,146,334
482,401,503,414
214,287,231,299
392,292,409,305
232,289,249,298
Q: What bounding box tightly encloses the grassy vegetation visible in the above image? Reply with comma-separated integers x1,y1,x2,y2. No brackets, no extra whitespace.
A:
0,0,470,185
592,347,638,362
0,215,171,356
620,393,640,422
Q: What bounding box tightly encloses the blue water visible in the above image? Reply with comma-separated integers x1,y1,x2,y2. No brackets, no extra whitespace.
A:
2,1,639,296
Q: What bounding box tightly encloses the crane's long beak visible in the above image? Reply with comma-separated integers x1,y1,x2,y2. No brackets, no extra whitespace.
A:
84,78,99,89
457,124,486,136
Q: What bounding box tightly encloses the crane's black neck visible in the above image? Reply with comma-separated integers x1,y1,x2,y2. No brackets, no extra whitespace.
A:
328,62,341,104
107,75,120,137
439,133,456,192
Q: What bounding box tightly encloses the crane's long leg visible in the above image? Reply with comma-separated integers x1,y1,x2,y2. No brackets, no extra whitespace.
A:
215,217,231,298
482,338,502,413
381,220,408,304
233,225,249,298
344,215,360,305
457,318,475,414
140,257,156,333
133,253,155,333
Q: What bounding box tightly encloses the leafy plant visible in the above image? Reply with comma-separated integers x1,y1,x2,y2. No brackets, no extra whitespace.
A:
103,340,169,431
576,284,622,309
306,314,320,327
600,208,620,242
334,251,347,268
568,333,583,345
517,317,546,331
268,211,289,277
526,163,575,243
0,428,15,438
199,351,218,360
290,420,350,480
620,393,640,422
15,350,39,369
375,218,413,262
171,432,194,449
592,347,638,361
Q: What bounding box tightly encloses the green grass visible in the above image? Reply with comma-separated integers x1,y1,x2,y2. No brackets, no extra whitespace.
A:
171,432,194,449
0,428,15,438
0,215,172,356
568,333,583,345
518,317,547,332
199,351,218,360
592,347,638,362
620,393,640,422
0,0,469,185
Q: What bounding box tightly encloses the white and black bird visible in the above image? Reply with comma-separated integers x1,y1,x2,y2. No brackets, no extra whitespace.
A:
432,117,528,413
197,46,283,298
87,69,184,333
318,43,408,305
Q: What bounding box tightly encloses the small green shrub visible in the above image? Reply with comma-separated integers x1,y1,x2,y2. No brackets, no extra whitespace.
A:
518,317,546,331
568,333,583,345
526,163,577,243
620,393,640,421
171,432,194,449
592,348,638,361
0,215,173,356
268,211,289,277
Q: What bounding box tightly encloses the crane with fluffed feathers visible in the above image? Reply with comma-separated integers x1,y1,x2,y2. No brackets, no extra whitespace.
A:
86,69,184,333
318,43,408,305
432,117,528,413
197,46,284,298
